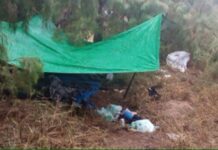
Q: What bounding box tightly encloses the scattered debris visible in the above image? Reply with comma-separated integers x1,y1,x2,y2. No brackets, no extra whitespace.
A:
157,69,172,79
166,51,191,72
113,89,125,93
166,133,184,141
160,69,168,73
147,86,161,100
118,108,142,124
129,119,159,133
97,104,122,121
106,73,114,81
97,104,158,133
164,74,172,78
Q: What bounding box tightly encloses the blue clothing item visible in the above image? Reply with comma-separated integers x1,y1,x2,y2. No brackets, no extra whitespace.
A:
74,81,100,108
122,109,134,120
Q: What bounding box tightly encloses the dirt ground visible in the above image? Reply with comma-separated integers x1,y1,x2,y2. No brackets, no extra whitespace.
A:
0,67,217,148
93,67,218,148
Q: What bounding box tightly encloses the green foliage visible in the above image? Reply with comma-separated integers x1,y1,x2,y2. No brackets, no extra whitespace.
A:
0,0,52,30
0,0,218,96
19,58,43,88
0,44,7,62
0,64,16,99
0,32,8,62
0,0,46,100
50,0,217,81
141,0,218,74
210,51,218,64
1,0,216,64
51,0,99,45
208,62,218,81
0,57,43,99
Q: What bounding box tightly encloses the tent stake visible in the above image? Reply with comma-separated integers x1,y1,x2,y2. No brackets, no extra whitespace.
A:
123,73,136,99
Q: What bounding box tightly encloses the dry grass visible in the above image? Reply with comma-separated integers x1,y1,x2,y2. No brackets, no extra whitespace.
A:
124,67,218,148
0,100,107,148
0,67,217,148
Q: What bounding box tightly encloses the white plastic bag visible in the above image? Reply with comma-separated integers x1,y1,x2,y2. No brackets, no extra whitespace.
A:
107,104,122,120
130,119,159,133
106,73,114,81
97,104,122,121
166,51,190,72
97,107,114,121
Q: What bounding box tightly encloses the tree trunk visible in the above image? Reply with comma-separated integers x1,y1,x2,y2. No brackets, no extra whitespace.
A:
94,0,107,42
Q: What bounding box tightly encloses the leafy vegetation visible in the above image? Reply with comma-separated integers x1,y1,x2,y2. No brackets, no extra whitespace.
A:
0,0,217,99
0,58,42,99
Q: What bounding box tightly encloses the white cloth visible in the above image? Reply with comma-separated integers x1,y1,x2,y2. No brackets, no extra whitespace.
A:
166,51,190,72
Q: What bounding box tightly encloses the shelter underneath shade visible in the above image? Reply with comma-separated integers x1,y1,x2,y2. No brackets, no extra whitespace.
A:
1,14,162,74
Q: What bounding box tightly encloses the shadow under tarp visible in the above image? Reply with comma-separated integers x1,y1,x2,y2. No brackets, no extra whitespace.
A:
36,73,106,108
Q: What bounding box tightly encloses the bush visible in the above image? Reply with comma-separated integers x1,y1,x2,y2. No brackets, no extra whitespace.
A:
15,58,43,98
0,56,43,99
207,62,218,81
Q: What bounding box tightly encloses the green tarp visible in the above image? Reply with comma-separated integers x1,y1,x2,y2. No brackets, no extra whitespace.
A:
0,14,162,74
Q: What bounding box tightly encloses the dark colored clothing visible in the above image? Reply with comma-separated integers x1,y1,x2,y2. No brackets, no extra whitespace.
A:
131,115,142,123
118,113,142,124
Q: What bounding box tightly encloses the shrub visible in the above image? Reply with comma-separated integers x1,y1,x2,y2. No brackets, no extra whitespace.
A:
0,51,43,99
207,62,218,81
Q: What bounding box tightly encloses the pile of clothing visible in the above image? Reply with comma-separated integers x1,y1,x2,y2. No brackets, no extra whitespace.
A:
37,75,100,108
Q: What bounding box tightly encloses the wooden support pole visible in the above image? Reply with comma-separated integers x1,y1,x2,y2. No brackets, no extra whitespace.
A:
123,73,136,99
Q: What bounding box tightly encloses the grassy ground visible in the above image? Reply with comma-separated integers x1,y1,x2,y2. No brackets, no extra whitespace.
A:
0,100,107,148
0,66,217,148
